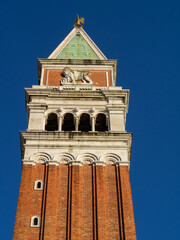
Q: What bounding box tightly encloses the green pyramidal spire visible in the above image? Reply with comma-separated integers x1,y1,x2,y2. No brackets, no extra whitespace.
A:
56,31,100,60
48,22,107,60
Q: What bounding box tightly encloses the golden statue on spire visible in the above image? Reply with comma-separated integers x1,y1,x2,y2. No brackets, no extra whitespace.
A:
74,15,84,27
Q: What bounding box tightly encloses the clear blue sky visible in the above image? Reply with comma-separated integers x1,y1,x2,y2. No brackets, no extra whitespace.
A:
0,0,179,239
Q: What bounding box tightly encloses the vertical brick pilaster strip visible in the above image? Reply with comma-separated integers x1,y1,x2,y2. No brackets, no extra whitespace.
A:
96,165,106,240
81,165,93,239
39,163,49,240
71,165,82,240
66,164,72,240
43,165,58,238
92,164,98,240
119,166,136,240
105,165,120,239
115,164,125,240
56,165,69,239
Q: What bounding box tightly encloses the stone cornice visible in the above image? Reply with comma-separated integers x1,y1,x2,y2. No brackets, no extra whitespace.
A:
21,130,132,140
25,86,129,106
20,131,132,165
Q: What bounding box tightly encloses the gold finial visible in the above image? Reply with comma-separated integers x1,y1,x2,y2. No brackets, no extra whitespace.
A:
74,14,84,27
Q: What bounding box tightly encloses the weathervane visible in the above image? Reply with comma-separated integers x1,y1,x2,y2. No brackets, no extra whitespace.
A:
74,15,84,27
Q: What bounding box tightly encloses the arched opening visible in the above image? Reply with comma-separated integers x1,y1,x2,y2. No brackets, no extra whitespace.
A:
33,217,38,226
34,180,43,190
37,182,41,189
79,113,91,132
31,216,40,227
95,113,108,131
45,113,58,131
62,113,75,131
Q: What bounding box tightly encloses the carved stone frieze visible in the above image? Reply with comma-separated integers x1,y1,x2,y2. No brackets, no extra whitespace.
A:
23,152,128,166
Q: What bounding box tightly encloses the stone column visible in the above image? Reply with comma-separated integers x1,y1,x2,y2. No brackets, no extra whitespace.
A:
75,117,79,131
58,116,62,131
91,116,95,132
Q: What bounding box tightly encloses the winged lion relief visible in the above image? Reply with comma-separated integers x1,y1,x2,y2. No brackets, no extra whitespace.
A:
61,67,94,85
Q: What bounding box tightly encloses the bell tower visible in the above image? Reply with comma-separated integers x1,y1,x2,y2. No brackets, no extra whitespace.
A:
13,19,137,240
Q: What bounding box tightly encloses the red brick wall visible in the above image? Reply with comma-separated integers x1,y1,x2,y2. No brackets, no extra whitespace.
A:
96,166,106,239
13,164,136,240
13,164,45,240
81,165,93,239
71,166,82,239
105,165,120,239
120,166,137,240
55,165,69,238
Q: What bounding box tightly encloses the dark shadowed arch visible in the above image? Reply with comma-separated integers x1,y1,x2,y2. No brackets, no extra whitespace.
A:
33,217,38,225
79,113,91,132
37,181,42,189
95,113,108,131
45,113,58,131
62,113,75,131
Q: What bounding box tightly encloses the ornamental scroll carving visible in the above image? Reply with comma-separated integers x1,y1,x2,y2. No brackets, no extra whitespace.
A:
61,67,93,85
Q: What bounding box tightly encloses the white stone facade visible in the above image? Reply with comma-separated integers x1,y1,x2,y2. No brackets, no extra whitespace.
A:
21,57,132,168
21,131,132,166
26,86,129,131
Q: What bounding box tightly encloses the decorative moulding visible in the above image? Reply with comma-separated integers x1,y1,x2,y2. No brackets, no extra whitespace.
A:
23,152,129,166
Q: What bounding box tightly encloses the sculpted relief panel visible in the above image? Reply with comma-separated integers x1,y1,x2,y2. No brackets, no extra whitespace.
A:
61,67,93,85
42,68,111,87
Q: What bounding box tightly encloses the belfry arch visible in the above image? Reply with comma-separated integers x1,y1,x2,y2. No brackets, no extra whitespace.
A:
45,113,58,131
78,113,91,132
95,113,108,131
62,113,75,131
